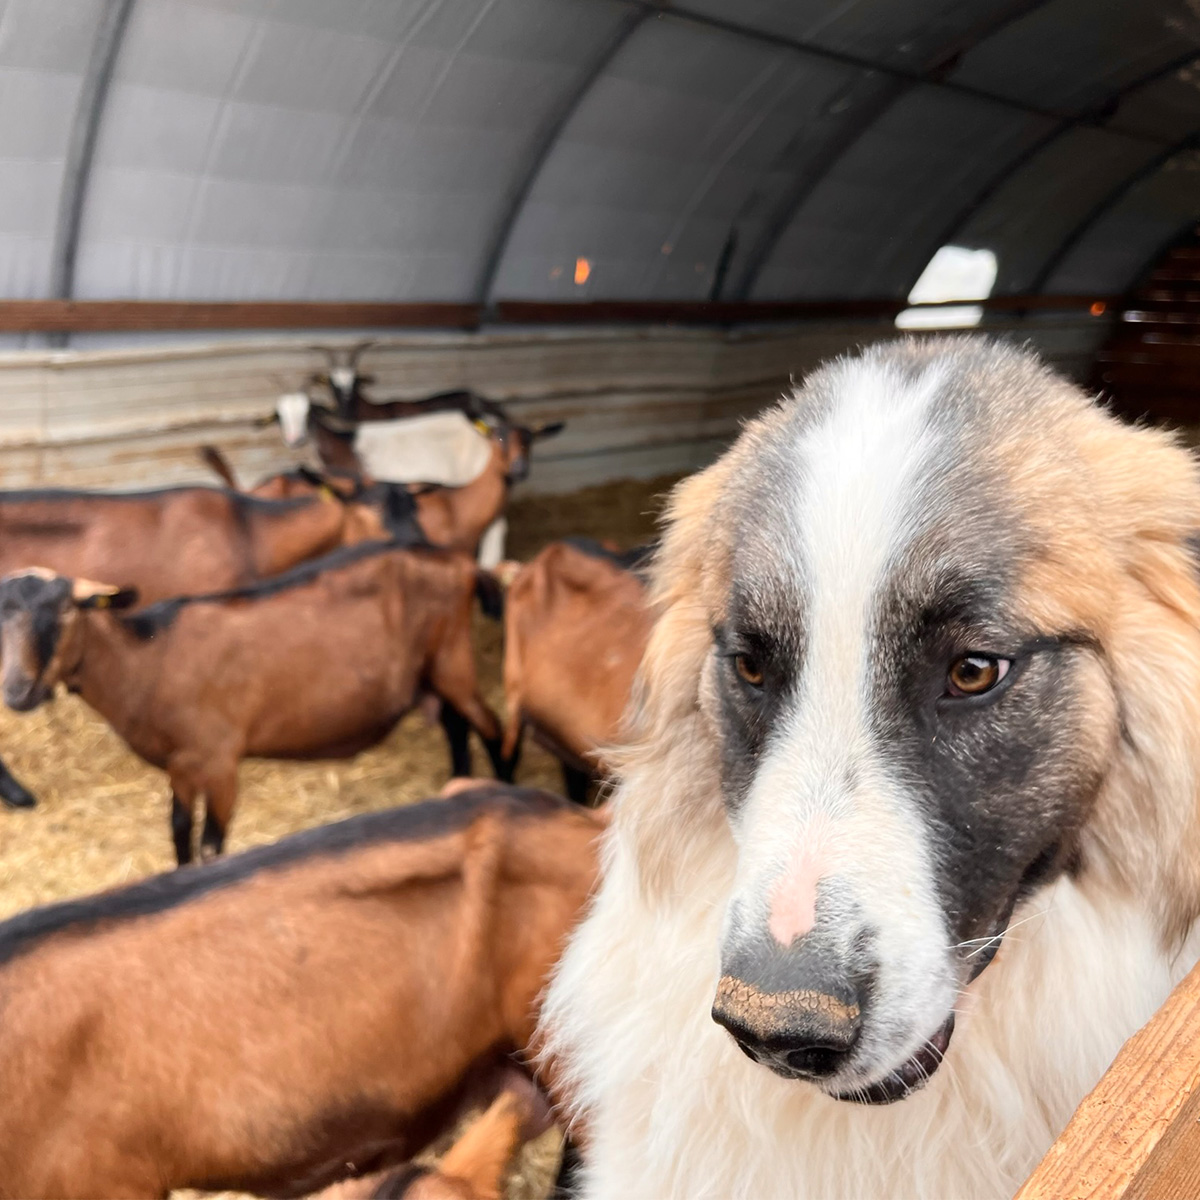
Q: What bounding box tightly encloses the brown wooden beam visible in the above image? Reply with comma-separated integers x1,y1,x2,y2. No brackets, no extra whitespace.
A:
0,295,1122,333
1013,959,1200,1199
0,301,482,333
494,299,907,324
496,294,1120,325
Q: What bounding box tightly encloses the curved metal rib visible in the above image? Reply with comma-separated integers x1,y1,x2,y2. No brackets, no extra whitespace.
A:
1029,130,1200,294
898,49,1200,300
718,0,1059,300
50,0,136,306
475,4,651,307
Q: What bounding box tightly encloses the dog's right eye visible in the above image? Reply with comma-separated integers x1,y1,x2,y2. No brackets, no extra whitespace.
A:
946,654,1010,697
734,653,764,688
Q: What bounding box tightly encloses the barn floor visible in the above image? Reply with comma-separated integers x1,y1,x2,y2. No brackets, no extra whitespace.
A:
0,472,676,1199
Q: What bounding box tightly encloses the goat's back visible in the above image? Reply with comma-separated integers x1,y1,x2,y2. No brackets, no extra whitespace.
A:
0,786,601,1197
117,544,480,758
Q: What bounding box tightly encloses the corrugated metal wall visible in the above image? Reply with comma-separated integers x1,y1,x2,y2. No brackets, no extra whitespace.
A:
0,317,1108,494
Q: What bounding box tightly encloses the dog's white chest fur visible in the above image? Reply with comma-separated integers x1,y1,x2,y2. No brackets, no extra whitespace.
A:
552,847,1195,1200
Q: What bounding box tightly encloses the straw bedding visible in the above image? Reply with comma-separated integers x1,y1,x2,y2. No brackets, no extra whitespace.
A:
0,473,677,1200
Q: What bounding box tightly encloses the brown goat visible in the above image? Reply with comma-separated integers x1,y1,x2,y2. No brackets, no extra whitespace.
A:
0,485,390,809
0,544,506,863
226,448,522,558
198,449,427,547
0,484,383,600
258,393,563,555
502,540,653,802
405,430,536,555
0,784,602,1198
213,429,550,557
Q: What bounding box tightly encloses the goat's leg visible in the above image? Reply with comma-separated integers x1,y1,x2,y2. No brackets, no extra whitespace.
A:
441,697,512,781
0,756,36,809
429,628,509,781
482,721,514,783
499,697,524,784
562,764,593,805
439,702,474,777
165,774,198,866
502,718,524,781
199,762,239,862
455,694,511,782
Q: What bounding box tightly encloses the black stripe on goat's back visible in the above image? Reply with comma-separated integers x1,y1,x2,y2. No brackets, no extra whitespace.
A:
561,537,657,574
120,535,438,640
0,485,316,514
0,787,568,970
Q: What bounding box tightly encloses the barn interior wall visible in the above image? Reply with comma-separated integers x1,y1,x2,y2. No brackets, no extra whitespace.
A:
0,316,1108,495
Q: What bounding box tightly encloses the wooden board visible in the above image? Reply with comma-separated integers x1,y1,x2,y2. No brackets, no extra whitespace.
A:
0,295,1119,332
1123,1083,1200,1200
1013,959,1200,1200
0,300,482,332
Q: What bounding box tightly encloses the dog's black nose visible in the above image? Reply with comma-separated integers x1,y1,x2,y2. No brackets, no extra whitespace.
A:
713,979,861,1079
714,905,875,1081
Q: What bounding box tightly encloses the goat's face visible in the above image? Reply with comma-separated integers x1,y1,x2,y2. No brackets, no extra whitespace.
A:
0,571,73,710
327,366,358,414
0,572,137,711
276,392,313,448
493,420,564,484
702,341,1123,1104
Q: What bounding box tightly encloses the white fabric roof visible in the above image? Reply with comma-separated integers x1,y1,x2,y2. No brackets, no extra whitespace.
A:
0,0,1198,315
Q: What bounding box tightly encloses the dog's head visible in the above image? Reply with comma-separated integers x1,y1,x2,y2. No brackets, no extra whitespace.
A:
621,336,1200,1105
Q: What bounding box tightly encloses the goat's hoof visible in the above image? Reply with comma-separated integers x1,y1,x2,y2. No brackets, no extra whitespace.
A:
0,779,37,809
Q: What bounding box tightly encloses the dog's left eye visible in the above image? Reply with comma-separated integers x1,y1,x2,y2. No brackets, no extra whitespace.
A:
946,654,1010,697
734,653,764,688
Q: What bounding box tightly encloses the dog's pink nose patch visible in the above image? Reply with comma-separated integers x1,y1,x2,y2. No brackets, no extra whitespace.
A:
769,843,825,947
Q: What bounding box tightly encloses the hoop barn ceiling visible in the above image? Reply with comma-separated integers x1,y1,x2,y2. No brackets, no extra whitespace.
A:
1,0,1198,318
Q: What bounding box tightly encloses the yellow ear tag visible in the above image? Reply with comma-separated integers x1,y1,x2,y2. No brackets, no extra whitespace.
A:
472,418,492,437
319,484,335,503
94,595,110,609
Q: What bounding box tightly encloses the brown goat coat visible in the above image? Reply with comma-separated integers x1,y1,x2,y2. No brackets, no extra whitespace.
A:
502,543,651,771
9,546,501,855
249,435,522,555
409,438,514,555
0,787,602,1198
0,488,380,602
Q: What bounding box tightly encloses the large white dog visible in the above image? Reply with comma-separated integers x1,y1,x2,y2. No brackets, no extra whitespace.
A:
540,337,1200,1199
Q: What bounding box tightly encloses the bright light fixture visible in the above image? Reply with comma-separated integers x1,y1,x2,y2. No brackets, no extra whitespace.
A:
895,246,997,330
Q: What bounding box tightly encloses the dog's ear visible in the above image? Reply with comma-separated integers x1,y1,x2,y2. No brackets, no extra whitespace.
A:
611,457,739,903
1062,418,1200,947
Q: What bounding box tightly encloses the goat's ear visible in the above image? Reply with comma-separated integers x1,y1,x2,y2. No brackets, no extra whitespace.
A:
358,372,377,385
532,420,565,439
73,580,139,610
